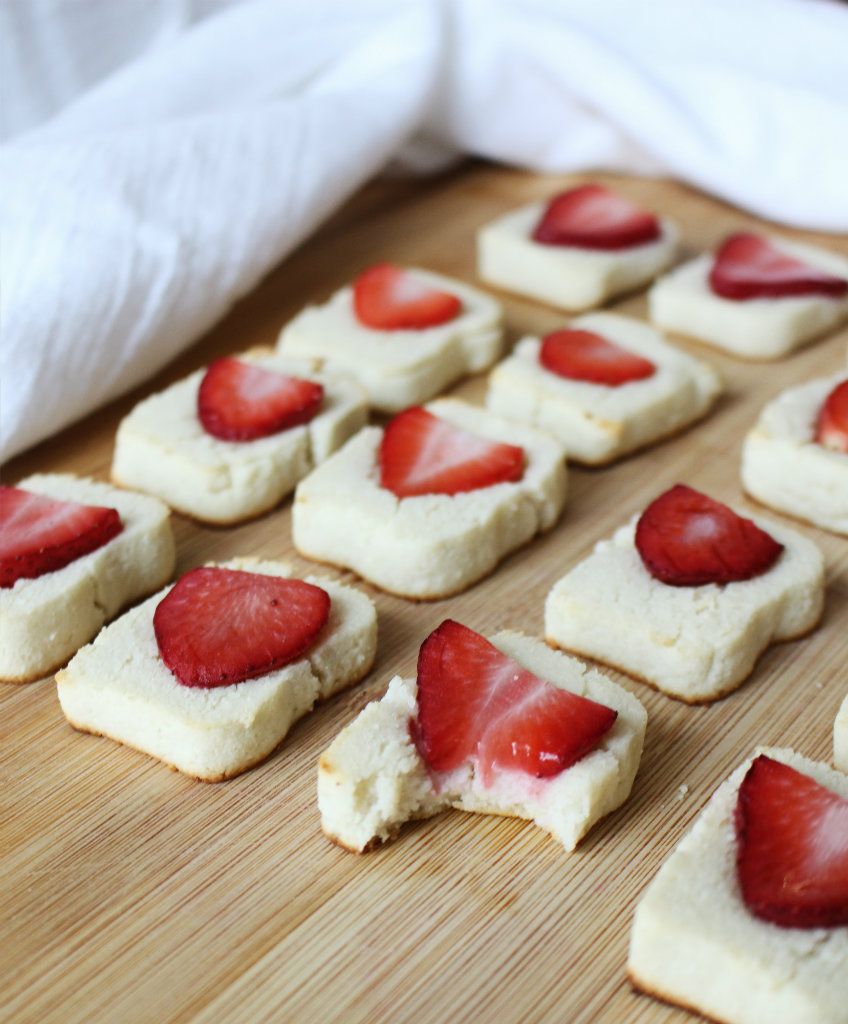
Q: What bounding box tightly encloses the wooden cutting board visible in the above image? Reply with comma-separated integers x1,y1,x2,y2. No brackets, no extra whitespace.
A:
2,163,846,1024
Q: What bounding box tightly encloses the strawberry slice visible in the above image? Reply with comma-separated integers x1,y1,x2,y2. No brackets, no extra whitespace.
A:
0,486,123,588
735,755,848,928
353,263,462,330
815,379,848,453
153,567,330,688
709,233,848,300
379,406,524,498
414,620,617,785
197,357,324,442
539,328,655,386
635,484,783,587
531,184,661,250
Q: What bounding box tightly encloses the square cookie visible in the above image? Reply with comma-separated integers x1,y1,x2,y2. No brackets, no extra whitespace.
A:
292,398,567,598
277,267,503,412
742,373,848,535
1,474,174,684
836,696,848,773
628,748,848,1024
318,630,647,852
112,350,367,524
545,506,824,703
649,237,848,359
486,312,721,464
56,559,378,781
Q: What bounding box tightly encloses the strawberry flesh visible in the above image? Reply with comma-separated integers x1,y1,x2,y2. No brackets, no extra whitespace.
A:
815,379,848,453
0,486,123,588
414,620,617,785
709,233,848,301
532,184,661,250
735,755,848,928
353,263,462,330
153,567,330,688
379,406,524,498
197,357,324,442
635,484,783,587
540,328,655,386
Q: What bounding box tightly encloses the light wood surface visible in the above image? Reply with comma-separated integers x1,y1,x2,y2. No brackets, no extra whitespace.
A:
2,163,847,1024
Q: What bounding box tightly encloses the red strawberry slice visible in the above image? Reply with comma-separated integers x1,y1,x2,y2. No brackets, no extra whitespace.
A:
709,233,848,300
635,484,783,587
815,379,848,453
379,406,524,498
531,184,661,250
539,328,656,386
414,620,617,785
0,486,123,588
197,357,324,442
735,755,848,928
153,567,330,688
353,263,462,330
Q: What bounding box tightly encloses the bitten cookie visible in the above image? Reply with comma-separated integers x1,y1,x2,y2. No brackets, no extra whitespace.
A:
292,398,567,599
545,485,824,702
477,184,678,311
112,350,367,524
742,373,848,535
318,622,646,853
628,748,848,1024
836,696,848,773
1,475,174,683
486,312,721,464
277,264,503,412
649,232,848,359
56,559,377,780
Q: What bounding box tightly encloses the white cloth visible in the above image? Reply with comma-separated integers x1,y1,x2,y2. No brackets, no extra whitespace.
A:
2,0,847,461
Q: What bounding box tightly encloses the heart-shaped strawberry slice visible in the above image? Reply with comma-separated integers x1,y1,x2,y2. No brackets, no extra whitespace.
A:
197,358,324,442
414,620,617,785
735,755,848,928
353,263,462,330
539,328,656,386
532,184,661,250
154,567,331,688
0,486,123,588
815,379,848,453
635,484,783,587
709,233,848,300
379,406,524,498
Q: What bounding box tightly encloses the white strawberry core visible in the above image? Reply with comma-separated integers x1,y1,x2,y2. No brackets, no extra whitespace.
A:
809,800,848,872
390,272,438,305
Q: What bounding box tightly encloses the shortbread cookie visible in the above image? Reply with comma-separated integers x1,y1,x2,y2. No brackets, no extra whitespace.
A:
628,748,848,1024
56,559,377,780
1,475,174,683
293,398,567,599
486,312,721,464
742,374,848,535
545,485,824,702
836,696,848,773
319,622,647,852
650,233,848,359
112,351,367,524
277,264,503,412
477,184,678,311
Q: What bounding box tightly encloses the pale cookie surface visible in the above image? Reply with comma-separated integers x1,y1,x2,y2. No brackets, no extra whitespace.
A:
318,631,647,853
742,372,848,535
649,239,848,359
0,474,175,684
292,398,567,599
56,559,377,780
477,202,678,311
486,312,721,464
277,269,503,412
544,512,824,703
112,352,368,524
628,747,848,1024
835,695,848,773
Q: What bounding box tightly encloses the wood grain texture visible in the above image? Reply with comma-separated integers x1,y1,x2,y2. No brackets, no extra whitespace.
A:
2,163,847,1024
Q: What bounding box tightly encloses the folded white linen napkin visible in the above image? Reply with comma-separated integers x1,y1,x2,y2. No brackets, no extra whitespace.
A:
2,0,846,461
